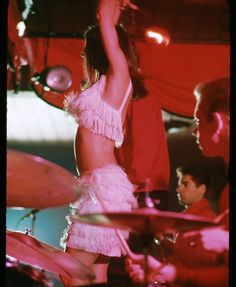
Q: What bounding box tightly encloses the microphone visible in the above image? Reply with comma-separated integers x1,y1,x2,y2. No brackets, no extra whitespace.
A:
15,209,40,231
21,209,40,219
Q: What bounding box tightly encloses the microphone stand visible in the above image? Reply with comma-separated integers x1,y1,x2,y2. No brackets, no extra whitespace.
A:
15,209,40,235
31,211,37,235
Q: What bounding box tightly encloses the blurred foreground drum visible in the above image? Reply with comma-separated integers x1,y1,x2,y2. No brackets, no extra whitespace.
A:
6,229,95,281
79,283,168,287
7,149,79,208
6,257,53,287
79,284,132,287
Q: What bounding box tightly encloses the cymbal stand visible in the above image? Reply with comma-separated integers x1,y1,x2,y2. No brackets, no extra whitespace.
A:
143,191,155,208
137,191,155,209
140,232,155,287
140,233,168,287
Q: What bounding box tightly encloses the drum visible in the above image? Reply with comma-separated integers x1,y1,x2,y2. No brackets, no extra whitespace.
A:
79,282,168,287
79,282,135,287
6,257,53,287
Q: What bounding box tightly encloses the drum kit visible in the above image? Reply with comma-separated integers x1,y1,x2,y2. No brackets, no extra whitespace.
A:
6,149,218,287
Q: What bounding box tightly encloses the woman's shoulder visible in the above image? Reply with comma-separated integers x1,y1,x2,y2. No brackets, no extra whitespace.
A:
63,75,107,110
67,75,106,99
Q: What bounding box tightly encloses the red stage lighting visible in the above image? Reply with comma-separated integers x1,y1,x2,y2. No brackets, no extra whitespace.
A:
145,27,171,46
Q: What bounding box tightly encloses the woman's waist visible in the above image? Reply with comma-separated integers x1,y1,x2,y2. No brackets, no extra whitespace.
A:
76,155,117,175
75,128,117,172
76,139,115,158
75,145,117,174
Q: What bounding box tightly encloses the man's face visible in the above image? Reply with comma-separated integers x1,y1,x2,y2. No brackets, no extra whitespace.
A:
192,97,216,157
176,174,204,206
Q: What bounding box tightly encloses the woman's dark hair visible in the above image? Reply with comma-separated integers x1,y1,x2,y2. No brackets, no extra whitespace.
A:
84,24,147,99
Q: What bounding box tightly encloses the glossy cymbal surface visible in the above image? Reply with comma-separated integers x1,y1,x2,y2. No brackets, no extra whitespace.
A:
7,149,79,208
71,208,218,234
6,229,95,280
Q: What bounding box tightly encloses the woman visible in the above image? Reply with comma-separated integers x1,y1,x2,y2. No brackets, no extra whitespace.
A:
125,77,230,286
60,0,146,286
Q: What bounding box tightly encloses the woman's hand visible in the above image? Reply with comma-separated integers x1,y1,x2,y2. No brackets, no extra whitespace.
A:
119,0,138,11
114,0,138,25
97,0,138,25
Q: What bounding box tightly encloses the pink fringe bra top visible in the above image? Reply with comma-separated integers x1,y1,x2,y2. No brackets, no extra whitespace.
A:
63,75,132,148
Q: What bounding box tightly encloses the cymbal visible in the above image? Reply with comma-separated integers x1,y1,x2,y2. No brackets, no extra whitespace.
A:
71,208,218,234
6,229,95,280
7,149,79,208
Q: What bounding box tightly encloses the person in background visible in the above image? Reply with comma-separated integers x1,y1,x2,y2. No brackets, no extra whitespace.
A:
175,165,216,219
59,1,145,286
125,77,229,286
158,165,217,261
115,91,170,211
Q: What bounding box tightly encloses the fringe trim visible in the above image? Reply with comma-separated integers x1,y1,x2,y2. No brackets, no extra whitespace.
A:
63,76,123,142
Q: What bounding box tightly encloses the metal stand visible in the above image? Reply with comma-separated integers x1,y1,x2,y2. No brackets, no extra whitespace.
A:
140,233,155,287
15,209,39,235
31,213,37,235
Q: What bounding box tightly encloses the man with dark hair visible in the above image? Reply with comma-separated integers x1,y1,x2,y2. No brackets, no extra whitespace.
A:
153,165,217,264
175,165,216,219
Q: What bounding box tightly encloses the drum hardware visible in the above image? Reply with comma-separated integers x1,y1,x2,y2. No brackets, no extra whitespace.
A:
6,229,95,281
134,179,156,209
6,255,18,268
137,191,155,208
6,256,53,287
153,236,167,262
70,208,218,287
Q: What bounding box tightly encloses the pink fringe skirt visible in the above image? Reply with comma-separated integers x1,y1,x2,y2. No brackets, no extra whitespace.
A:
60,164,137,257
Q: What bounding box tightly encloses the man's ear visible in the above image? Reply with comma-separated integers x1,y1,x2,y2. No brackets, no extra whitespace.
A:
198,184,207,197
211,112,224,143
213,112,224,133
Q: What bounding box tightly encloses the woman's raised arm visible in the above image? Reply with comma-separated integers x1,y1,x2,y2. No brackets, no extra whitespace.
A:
96,0,137,76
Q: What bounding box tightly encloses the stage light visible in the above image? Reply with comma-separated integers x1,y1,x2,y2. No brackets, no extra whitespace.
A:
31,65,72,93
145,27,171,46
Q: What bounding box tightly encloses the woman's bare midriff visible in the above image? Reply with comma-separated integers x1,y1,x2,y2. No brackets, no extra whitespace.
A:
74,127,117,174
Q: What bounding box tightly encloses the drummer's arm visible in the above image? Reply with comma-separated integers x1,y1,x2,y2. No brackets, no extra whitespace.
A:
125,253,162,283
177,265,229,287
149,264,229,287
126,251,229,286
183,227,229,252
